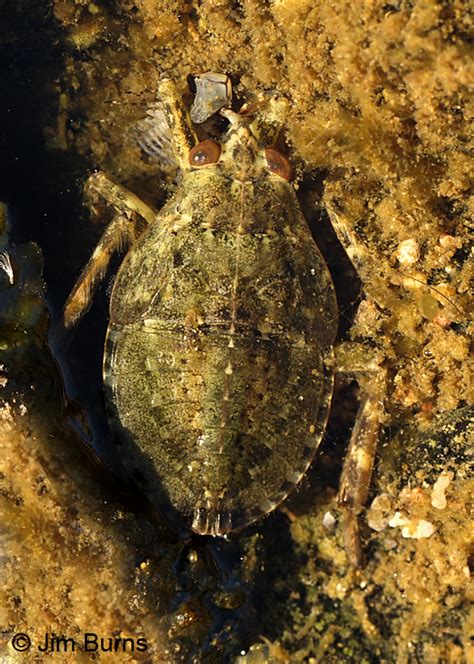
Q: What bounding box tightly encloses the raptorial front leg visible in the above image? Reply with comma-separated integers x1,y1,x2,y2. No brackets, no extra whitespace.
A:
63,172,156,327
254,97,289,147
334,342,387,566
65,78,196,327
157,76,198,169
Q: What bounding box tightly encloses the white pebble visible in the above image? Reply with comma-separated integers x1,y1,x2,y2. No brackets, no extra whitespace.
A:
431,470,454,510
388,511,435,539
367,493,393,532
401,519,435,539
322,510,336,530
396,238,419,265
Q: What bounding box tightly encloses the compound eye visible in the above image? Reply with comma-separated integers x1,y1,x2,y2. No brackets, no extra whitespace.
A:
189,140,221,167
264,147,293,181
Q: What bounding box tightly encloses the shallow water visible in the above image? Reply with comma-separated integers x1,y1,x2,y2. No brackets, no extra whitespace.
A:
1,2,472,662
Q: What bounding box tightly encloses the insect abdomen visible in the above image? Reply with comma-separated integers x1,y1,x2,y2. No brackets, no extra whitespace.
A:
105,321,333,534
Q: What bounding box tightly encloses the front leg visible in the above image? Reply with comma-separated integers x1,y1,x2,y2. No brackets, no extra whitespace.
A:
157,76,198,169
64,172,156,327
65,78,198,328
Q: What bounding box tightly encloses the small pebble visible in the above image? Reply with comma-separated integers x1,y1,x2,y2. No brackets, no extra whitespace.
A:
367,493,393,532
396,238,419,265
190,72,232,123
322,510,336,530
431,470,454,510
388,512,436,539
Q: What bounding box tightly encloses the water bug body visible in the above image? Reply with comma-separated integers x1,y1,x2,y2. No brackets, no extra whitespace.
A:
64,78,382,560
104,95,337,536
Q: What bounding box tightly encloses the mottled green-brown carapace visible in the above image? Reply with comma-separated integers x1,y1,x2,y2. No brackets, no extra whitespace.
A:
65,79,339,537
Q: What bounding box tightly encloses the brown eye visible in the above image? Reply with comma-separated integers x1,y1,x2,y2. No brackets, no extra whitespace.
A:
189,140,221,167
265,147,293,181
